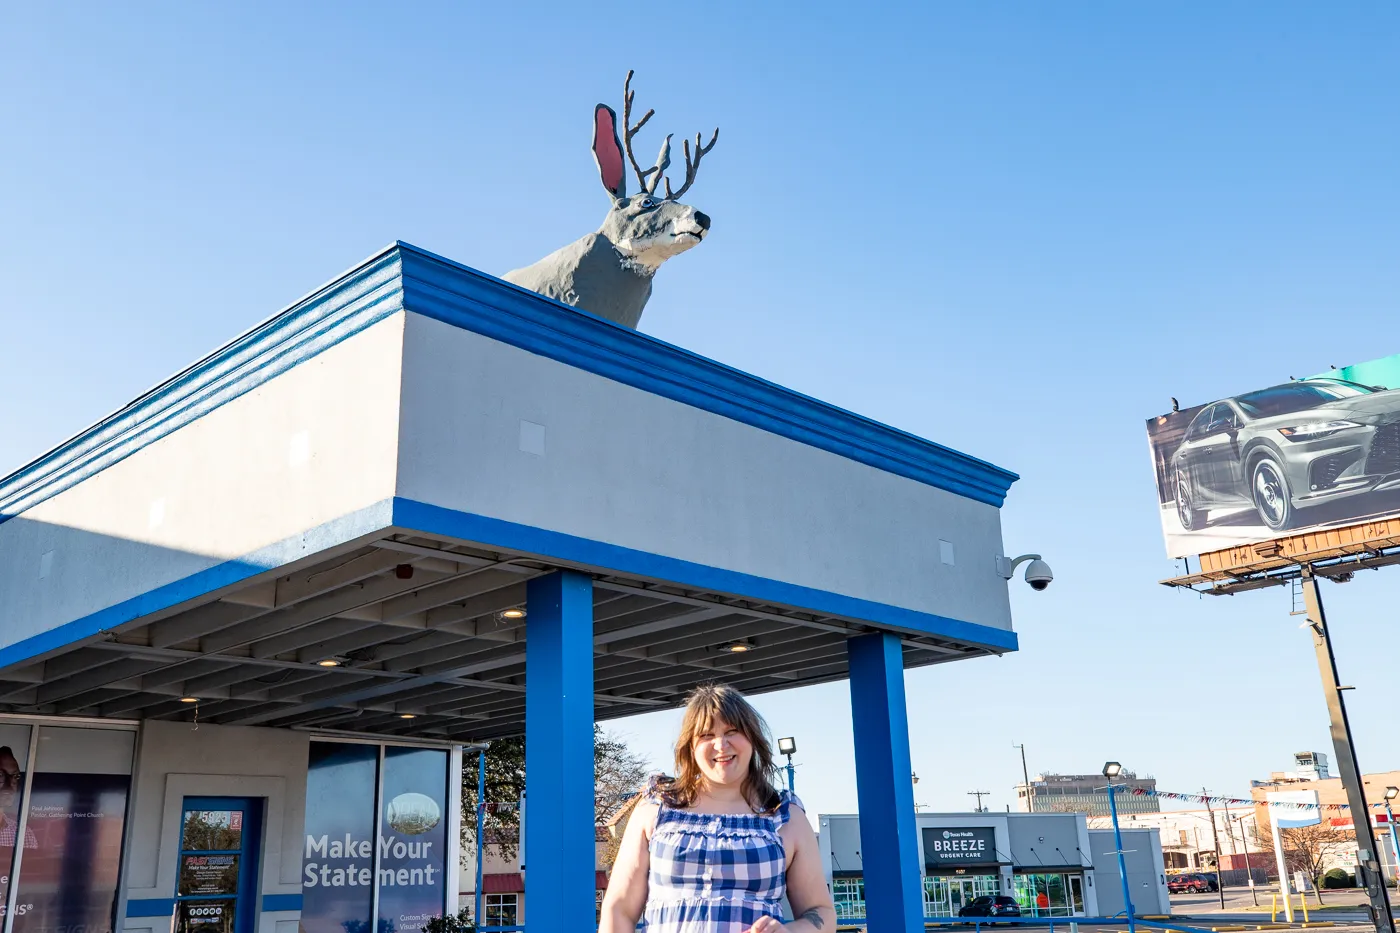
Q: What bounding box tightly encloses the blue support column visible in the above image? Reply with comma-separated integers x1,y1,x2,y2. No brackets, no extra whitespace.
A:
525,570,595,931
848,632,924,932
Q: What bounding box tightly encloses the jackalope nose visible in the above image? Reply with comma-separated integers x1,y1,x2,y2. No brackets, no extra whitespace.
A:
694,211,711,231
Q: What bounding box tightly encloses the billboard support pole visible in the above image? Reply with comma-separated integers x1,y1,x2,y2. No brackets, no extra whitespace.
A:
1299,569,1396,933
1270,812,1294,922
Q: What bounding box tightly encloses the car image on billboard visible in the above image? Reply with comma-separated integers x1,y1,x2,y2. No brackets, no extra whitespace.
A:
1147,355,1400,558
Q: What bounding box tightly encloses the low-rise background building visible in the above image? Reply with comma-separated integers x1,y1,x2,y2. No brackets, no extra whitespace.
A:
1250,758,1400,880
1016,771,1161,817
819,810,1169,921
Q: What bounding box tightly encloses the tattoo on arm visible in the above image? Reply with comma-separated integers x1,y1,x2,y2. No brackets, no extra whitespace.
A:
800,907,826,929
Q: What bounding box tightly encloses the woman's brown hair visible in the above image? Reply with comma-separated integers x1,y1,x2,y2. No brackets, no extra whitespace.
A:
661,683,781,812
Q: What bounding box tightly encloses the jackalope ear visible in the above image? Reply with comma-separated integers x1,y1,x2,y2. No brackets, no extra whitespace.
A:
593,104,626,199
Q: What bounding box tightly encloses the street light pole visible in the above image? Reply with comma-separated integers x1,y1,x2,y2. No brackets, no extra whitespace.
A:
778,737,797,793
1384,788,1400,893
1103,762,1136,933
1300,570,1396,933
474,742,489,930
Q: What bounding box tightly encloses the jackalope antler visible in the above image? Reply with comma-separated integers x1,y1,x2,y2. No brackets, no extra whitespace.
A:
622,70,718,200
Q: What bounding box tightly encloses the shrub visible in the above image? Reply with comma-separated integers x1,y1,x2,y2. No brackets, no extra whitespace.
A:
422,908,476,933
1321,868,1354,889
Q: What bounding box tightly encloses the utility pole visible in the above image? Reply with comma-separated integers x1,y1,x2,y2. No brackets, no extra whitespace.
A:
1203,788,1227,910
1224,802,1258,906
1015,744,1033,812
969,790,990,812
1300,569,1396,933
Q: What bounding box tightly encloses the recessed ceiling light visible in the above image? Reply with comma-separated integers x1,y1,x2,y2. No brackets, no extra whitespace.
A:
726,641,753,653
179,697,199,703
499,608,526,620
399,713,417,720
316,658,341,667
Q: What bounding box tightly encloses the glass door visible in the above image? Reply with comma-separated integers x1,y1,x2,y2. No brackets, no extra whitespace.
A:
949,878,970,914
1068,875,1085,915
175,797,263,933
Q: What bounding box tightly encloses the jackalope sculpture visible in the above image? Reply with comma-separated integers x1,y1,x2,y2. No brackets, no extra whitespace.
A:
503,71,717,329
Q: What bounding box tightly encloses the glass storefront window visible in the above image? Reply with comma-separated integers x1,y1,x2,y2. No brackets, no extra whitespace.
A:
302,742,378,933
1013,872,1082,917
11,725,134,933
378,746,448,931
301,741,451,933
0,724,32,915
923,874,1000,917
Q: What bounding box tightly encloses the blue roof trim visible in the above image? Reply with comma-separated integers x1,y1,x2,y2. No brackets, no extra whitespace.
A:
0,241,1017,523
395,244,1018,506
0,494,1013,678
125,898,175,917
0,250,407,523
393,497,1019,653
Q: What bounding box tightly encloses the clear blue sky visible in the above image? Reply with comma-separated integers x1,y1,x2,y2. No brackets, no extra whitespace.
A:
4,4,1399,820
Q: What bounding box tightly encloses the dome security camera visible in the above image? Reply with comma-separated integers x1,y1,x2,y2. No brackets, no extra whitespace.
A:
1024,559,1053,591
999,554,1053,591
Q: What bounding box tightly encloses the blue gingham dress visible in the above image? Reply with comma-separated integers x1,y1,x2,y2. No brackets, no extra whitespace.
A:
642,785,800,932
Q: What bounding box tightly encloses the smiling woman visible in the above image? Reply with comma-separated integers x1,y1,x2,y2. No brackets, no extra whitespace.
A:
599,685,837,933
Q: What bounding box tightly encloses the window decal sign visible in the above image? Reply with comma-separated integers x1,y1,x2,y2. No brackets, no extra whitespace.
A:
301,743,378,933
176,899,235,933
377,747,448,933
11,772,131,933
302,743,449,933
179,854,240,896
0,730,32,917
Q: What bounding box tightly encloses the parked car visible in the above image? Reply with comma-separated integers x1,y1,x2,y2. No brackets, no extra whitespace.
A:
1167,872,1218,894
1172,378,1400,532
959,895,1023,918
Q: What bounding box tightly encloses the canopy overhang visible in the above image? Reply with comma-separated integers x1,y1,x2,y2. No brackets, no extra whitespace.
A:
0,242,1020,742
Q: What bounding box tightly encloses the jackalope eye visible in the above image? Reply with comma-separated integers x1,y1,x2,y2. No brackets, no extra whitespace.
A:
639,197,659,210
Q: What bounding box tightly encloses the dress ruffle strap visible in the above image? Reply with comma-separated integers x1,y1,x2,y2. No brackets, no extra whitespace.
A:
776,790,805,827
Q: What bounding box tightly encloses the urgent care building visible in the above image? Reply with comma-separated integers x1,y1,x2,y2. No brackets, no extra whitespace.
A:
820,811,1172,922
0,243,1024,933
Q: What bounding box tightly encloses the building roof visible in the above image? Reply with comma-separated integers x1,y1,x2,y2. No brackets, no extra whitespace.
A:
0,243,1017,520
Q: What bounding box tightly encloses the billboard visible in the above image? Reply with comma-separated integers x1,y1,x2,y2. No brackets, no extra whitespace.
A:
1147,353,1400,558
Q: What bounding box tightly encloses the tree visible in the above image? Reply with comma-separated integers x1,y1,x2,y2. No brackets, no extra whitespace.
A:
594,728,651,827
460,725,652,862
1252,815,1352,886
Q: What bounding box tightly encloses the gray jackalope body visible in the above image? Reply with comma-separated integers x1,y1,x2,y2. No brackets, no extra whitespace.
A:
503,71,716,329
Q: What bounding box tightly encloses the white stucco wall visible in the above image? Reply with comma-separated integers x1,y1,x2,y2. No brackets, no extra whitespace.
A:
1089,827,1171,916
395,313,1012,630
0,315,406,657
120,720,310,933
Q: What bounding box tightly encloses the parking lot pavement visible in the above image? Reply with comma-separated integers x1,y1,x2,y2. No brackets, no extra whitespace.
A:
1171,887,1379,918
